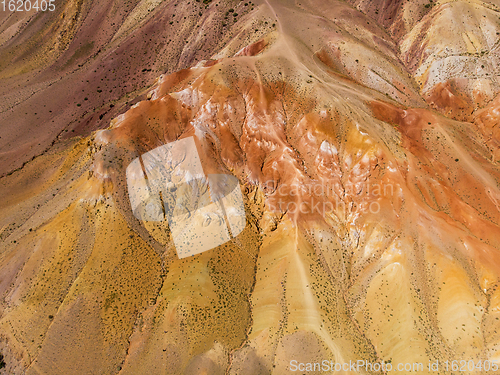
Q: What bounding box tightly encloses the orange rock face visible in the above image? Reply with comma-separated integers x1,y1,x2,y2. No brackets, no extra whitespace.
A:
0,0,500,374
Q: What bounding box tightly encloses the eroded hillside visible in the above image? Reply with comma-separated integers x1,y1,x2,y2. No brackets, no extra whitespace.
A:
0,0,500,374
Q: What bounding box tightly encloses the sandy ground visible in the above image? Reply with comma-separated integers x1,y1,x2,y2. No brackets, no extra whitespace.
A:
0,0,499,374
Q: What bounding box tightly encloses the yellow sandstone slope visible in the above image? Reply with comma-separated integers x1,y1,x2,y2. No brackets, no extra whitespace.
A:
0,0,500,374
